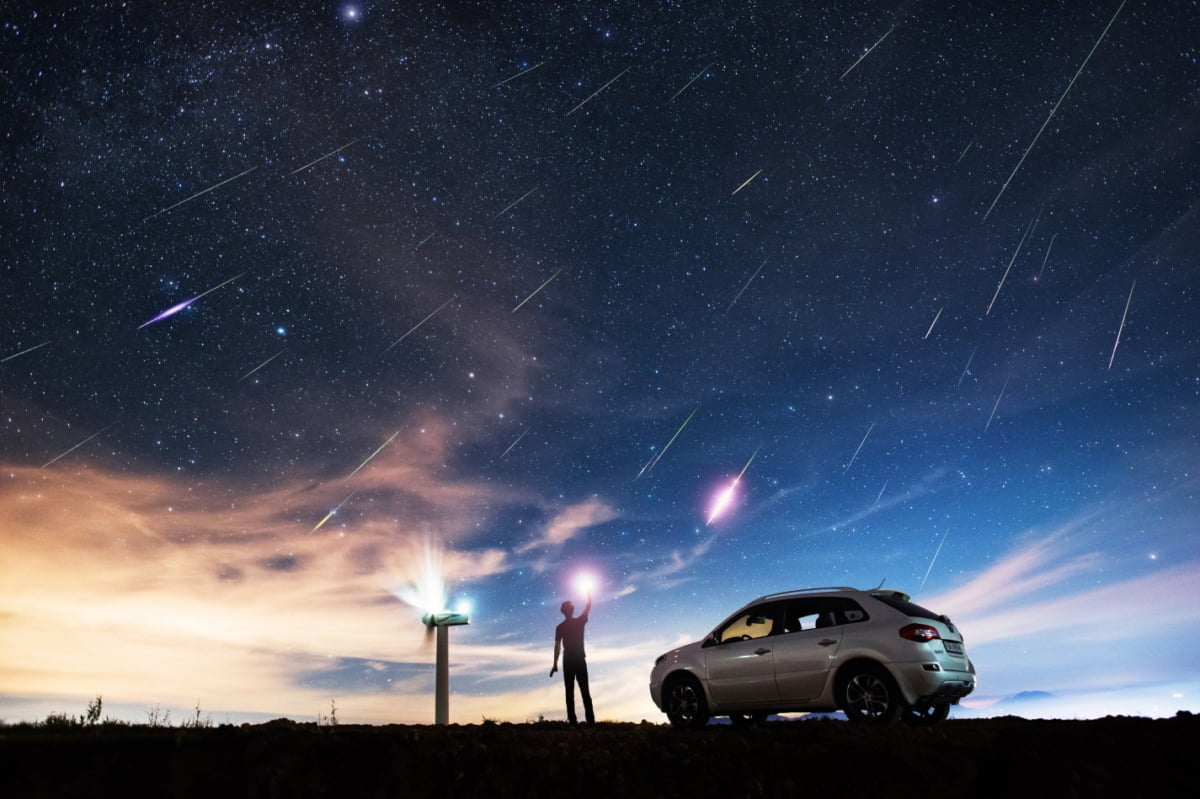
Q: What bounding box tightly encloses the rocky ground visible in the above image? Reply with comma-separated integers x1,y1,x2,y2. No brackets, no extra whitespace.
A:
2,713,1195,798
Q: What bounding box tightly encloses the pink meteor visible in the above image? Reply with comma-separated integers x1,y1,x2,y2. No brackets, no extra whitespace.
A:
705,446,761,525
138,273,243,329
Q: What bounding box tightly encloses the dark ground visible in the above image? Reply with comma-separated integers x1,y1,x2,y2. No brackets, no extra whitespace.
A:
2,713,1195,798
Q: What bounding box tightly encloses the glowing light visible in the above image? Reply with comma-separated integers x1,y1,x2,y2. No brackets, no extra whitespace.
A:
392,537,447,615
705,446,761,525
573,572,598,597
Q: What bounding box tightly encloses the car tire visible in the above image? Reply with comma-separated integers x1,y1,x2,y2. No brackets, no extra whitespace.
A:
903,702,951,725
839,663,902,724
665,675,709,729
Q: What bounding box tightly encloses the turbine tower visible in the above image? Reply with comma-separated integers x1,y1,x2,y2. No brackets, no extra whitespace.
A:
421,610,469,725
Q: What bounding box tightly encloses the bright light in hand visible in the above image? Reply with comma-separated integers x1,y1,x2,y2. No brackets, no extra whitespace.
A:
573,572,598,597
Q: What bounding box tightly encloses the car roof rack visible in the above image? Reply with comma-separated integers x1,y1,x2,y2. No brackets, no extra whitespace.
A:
751,587,860,602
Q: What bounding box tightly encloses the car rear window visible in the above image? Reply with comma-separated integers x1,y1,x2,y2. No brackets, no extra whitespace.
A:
871,592,943,621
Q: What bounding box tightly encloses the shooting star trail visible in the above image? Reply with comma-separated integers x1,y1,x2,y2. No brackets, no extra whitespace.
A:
143,166,258,222
731,169,763,196
636,406,699,479
668,60,717,102
310,489,360,534
985,372,1012,431
288,138,362,175
986,214,1037,315
1,341,50,363
42,424,114,468
501,427,531,458
138,273,243,329
1036,233,1057,282
566,67,630,116
924,306,944,340
237,350,284,382
494,185,540,219
840,24,896,80
726,259,767,311
706,445,761,525
416,232,435,249
1108,280,1136,370
920,530,950,590
983,1,1125,220
512,268,564,313
347,430,400,478
955,139,975,165
845,422,876,472
874,480,889,507
384,297,454,353
957,347,977,389
491,61,544,89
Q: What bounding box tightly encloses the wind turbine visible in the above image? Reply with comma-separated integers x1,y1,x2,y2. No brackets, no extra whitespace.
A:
421,607,469,725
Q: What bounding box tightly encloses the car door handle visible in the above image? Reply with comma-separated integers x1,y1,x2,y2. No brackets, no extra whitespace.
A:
754,648,771,656
818,639,838,647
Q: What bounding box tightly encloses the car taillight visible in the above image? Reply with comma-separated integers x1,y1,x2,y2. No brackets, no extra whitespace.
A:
899,623,941,642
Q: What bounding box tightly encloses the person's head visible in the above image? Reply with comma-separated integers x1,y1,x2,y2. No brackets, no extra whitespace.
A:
560,600,574,618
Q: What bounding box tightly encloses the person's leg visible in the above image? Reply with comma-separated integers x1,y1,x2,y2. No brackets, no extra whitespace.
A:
577,662,595,725
562,663,577,724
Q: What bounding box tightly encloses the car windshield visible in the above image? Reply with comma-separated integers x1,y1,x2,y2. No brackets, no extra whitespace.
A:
871,592,943,622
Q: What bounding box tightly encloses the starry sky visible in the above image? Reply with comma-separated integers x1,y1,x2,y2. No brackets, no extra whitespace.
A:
3,0,1198,725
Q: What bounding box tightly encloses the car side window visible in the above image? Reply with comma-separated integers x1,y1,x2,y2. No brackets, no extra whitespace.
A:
716,605,777,643
825,597,869,625
780,598,823,634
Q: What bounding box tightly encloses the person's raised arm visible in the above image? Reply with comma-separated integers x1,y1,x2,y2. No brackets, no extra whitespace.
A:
550,629,561,677
583,593,593,619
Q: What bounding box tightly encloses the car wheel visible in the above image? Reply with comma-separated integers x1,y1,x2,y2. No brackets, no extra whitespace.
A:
665,675,709,729
903,702,951,725
839,663,902,724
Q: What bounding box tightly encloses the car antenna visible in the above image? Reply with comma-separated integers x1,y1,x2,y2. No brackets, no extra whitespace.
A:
874,577,886,589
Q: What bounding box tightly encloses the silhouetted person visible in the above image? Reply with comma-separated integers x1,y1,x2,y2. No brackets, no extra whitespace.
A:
550,594,594,725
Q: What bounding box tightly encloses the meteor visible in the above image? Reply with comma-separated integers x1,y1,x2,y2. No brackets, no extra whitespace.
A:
237,350,284,382
42,424,114,468
566,67,630,116
138,273,243,329
347,430,401,478
986,214,1037,315
1035,233,1057,282
143,166,258,222
512,268,563,313
985,372,1011,431
731,169,763,196
840,24,896,80
924,306,944,339
668,60,717,103
494,185,540,219
288,138,362,175
1,341,50,363
310,489,360,534
501,426,531,458
636,406,698,479
706,446,761,525
983,1,1126,220
491,61,544,89
1108,280,1136,370
384,297,454,353
845,422,875,472
727,259,767,311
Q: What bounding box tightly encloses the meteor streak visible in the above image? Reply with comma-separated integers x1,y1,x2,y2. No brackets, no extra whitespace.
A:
310,489,360,534
955,139,975,166
840,24,896,80
42,424,114,468
1036,233,1057,282
347,430,400,478
1108,280,1135,370
731,169,763,196
668,60,717,103
957,347,977,389
501,427,531,458
288,138,362,175
1,341,50,363
982,1,1126,220
920,530,950,590
706,445,761,525
566,67,630,116
384,297,454,353
986,214,1037,315
143,166,258,222
237,350,284,382
845,422,875,472
512,268,563,313
491,61,544,89
985,372,1011,431
636,406,698,479
727,259,767,311
494,185,540,219
924,306,944,339
138,273,243,329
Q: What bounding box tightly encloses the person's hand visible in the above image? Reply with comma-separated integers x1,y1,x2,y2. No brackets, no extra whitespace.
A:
549,665,558,677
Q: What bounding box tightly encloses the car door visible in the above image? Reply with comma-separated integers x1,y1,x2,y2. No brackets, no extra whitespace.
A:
703,603,781,707
771,598,843,702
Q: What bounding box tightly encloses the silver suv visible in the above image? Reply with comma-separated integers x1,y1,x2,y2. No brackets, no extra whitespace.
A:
649,587,975,727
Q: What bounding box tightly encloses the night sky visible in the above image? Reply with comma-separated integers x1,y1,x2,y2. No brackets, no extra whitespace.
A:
3,0,1198,725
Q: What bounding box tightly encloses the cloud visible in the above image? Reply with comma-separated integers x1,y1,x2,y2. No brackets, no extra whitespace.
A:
516,496,617,555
